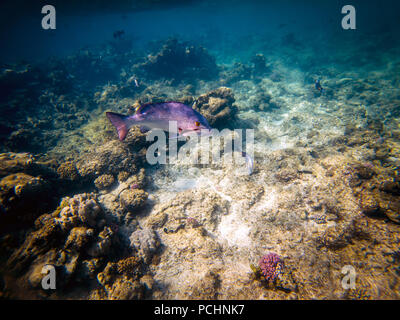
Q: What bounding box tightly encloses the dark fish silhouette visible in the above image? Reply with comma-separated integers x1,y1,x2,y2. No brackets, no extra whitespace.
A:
113,30,125,39
315,79,324,93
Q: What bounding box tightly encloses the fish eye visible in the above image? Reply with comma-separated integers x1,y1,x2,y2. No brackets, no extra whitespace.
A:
195,121,200,127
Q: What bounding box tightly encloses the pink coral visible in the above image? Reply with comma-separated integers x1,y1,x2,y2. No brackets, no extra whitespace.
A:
258,253,284,282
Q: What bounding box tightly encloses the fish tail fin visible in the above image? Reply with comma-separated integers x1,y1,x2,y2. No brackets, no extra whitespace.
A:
106,112,132,141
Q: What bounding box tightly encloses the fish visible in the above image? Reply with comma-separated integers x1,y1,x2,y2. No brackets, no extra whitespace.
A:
113,30,125,39
106,101,254,174
315,79,324,93
242,151,254,175
106,101,211,140
127,76,140,87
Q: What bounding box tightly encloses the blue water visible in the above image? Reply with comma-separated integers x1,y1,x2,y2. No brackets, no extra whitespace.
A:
2,1,400,63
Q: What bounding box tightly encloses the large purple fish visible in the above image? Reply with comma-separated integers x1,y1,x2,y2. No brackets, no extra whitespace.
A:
106,101,253,174
106,101,211,141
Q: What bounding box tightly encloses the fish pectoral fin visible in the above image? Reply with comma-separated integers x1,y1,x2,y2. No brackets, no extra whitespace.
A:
169,132,187,140
242,151,254,175
139,126,150,134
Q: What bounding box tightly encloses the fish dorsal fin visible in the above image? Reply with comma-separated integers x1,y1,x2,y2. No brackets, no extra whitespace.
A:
134,102,157,115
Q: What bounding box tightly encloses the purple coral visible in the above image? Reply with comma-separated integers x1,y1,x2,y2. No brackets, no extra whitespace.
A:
258,253,284,282
130,183,139,190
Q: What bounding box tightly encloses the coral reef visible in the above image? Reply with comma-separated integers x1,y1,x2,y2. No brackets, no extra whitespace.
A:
258,253,284,282
2,193,128,297
76,138,145,182
135,38,218,83
120,189,148,212
93,256,151,299
0,173,49,215
129,228,160,264
193,87,238,129
0,152,63,233
347,161,400,224
221,62,252,84
57,161,80,181
251,54,270,76
55,193,101,230
1,15,400,300
94,174,116,191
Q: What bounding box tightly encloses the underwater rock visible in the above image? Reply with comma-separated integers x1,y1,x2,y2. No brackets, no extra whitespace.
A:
354,164,375,180
76,258,103,281
76,140,141,181
274,168,299,183
359,192,380,216
379,180,400,196
0,172,50,219
0,62,95,153
64,226,94,252
27,249,59,289
119,189,148,212
129,228,160,264
349,163,400,224
177,94,195,106
275,268,297,293
136,38,218,83
347,163,375,188
251,53,270,77
152,188,229,233
128,168,147,189
187,270,221,299
117,171,130,183
383,202,400,224
0,152,34,178
55,193,101,231
221,62,252,84
94,174,116,190
57,161,80,181
193,87,237,129
7,214,63,274
87,226,115,257
6,191,126,295
345,288,371,300
99,277,144,300
0,152,58,180
95,256,147,300
256,92,281,112
2,173,47,198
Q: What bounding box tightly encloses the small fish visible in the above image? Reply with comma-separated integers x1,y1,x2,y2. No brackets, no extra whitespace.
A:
315,79,324,93
128,76,140,87
113,30,125,39
242,151,254,175
106,101,254,174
